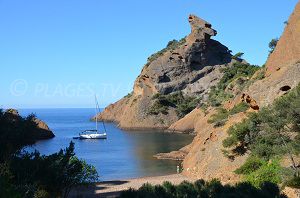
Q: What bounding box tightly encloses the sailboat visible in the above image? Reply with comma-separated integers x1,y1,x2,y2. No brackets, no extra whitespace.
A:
77,95,107,139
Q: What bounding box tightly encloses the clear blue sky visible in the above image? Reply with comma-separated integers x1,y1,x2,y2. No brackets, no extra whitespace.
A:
0,0,298,108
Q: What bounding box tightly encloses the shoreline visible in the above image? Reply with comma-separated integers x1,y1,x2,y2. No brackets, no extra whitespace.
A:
69,174,194,198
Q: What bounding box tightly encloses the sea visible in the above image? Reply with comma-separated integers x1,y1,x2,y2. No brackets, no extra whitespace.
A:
18,108,194,181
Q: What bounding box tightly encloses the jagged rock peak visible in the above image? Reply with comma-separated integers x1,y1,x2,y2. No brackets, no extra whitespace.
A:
187,14,217,42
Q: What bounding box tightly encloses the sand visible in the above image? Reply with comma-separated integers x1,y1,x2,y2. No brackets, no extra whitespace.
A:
69,174,194,198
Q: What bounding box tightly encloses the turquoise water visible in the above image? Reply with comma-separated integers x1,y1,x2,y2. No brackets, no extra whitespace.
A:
18,108,194,181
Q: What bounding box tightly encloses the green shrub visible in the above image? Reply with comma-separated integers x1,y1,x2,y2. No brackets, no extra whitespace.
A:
229,102,249,115
234,157,267,175
218,62,260,90
124,92,133,98
118,178,286,198
285,177,300,189
244,158,283,187
207,86,232,107
213,120,227,128
145,37,186,67
147,91,200,118
269,38,278,54
207,102,249,126
232,52,244,59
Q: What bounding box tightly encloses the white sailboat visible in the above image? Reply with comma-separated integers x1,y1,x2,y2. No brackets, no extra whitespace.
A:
78,95,107,139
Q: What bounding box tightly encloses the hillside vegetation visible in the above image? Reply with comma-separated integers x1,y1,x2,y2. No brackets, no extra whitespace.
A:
222,83,300,188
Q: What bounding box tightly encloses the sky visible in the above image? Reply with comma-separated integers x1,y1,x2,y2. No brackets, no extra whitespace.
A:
0,0,298,108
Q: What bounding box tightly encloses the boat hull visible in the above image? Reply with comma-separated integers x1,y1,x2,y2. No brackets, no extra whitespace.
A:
79,133,107,139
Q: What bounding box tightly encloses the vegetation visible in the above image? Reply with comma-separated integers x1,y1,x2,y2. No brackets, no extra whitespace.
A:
147,91,201,118
118,179,286,198
124,92,133,98
145,37,186,67
222,83,300,186
207,102,249,128
206,62,260,107
218,62,260,90
269,38,279,54
0,109,98,197
207,86,233,107
232,52,244,60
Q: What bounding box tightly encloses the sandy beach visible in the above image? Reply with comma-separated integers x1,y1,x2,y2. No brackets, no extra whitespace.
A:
69,174,194,198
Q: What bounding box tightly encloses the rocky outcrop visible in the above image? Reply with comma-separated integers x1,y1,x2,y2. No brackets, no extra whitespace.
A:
175,1,300,183
94,14,240,130
242,61,300,109
265,2,300,76
181,112,248,183
154,144,192,161
4,108,55,139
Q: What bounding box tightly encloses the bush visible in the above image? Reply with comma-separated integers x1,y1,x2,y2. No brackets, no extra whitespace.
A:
269,38,279,53
244,158,283,187
147,91,200,118
234,157,267,175
218,62,260,90
229,102,249,115
145,37,186,67
207,102,249,127
118,178,287,198
124,92,133,98
285,177,300,189
232,52,244,59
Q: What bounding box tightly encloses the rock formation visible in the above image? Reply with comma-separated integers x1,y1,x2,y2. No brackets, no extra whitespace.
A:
177,1,300,183
4,108,55,139
265,2,300,76
93,14,240,130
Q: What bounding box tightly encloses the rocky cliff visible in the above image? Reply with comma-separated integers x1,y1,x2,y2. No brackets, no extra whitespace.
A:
4,108,55,139
173,1,300,184
265,1,300,76
93,14,242,130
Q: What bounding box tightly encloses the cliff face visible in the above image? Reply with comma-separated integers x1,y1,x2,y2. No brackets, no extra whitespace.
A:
94,14,240,130
265,2,300,76
4,108,55,139
178,1,300,183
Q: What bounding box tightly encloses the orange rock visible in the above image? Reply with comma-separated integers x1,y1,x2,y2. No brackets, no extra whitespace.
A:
265,2,300,76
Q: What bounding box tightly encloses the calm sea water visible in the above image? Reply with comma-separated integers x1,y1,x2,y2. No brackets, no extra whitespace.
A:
18,108,194,181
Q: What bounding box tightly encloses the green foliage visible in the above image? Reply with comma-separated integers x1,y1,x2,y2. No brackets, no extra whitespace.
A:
147,100,169,115
0,109,40,162
207,86,233,107
207,102,249,128
118,178,287,198
232,52,244,59
200,105,209,116
285,177,300,189
218,62,260,90
206,63,259,107
235,157,267,175
124,92,133,98
269,38,279,53
147,91,201,118
230,102,250,115
223,83,300,186
244,158,283,187
9,142,98,197
0,109,99,198
145,37,186,67
223,83,300,159
131,98,138,107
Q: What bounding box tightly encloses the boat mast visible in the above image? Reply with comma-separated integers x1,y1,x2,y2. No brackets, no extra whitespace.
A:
95,94,107,133
95,94,98,134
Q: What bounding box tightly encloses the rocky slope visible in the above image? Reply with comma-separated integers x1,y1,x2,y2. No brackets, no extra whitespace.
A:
265,2,300,76
93,14,242,130
165,1,300,184
4,108,55,139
